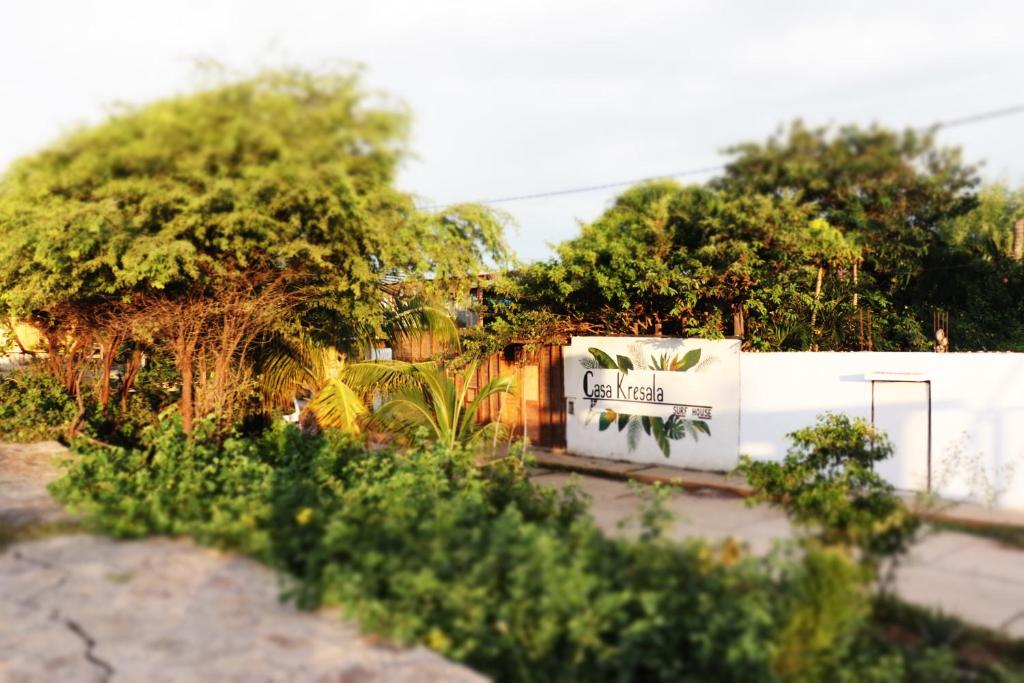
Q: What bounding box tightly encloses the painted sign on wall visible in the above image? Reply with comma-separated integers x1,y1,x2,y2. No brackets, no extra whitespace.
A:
564,337,741,470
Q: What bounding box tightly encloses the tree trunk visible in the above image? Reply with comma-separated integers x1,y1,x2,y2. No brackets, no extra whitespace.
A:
119,348,144,410
810,265,825,351
1013,218,1024,261
852,260,859,309
180,353,194,432
732,304,745,338
96,331,124,410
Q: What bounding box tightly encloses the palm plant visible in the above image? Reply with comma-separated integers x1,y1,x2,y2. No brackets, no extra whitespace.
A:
255,302,461,432
366,361,515,449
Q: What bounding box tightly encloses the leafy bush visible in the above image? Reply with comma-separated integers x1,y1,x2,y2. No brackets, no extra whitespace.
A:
82,351,181,446
0,365,78,441
0,353,181,446
53,417,894,682
869,595,1024,682
738,414,921,575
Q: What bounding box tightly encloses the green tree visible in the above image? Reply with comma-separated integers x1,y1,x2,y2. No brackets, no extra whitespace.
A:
715,121,978,286
504,122,1009,351
714,122,984,349
0,69,509,428
514,181,868,349
910,182,1024,350
941,182,1024,261
738,414,920,576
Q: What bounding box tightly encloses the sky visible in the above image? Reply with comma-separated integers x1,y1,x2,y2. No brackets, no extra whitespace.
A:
2,1,1023,262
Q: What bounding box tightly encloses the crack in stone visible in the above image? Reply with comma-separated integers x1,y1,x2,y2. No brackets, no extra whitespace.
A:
63,615,115,681
12,549,58,570
998,609,1024,632
11,549,70,605
20,573,68,606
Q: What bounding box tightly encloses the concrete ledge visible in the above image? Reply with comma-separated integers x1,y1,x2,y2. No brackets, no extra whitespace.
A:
531,448,1024,529
530,449,753,497
908,498,1024,531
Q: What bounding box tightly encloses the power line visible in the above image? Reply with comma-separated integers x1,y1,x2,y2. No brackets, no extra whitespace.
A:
426,164,725,209
423,103,1024,210
923,103,1024,132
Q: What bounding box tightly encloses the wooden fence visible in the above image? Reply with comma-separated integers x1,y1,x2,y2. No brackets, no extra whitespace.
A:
393,335,566,449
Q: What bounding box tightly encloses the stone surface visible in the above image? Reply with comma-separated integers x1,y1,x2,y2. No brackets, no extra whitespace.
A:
0,535,486,683
0,440,73,529
0,443,486,682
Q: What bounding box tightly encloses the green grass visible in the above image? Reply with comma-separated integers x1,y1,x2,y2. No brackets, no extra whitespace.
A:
0,517,86,552
927,520,1024,551
871,594,1024,681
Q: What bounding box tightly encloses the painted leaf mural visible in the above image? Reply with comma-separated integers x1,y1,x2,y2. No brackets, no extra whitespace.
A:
588,347,618,369
679,348,702,371
649,349,702,372
615,354,634,374
583,345,712,458
650,416,671,457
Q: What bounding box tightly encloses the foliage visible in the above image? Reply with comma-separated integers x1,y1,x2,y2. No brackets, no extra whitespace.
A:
255,304,461,432
50,417,955,682
0,365,78,441
502,122,1024,352
515,183,761,338
715,122,978,286
941,183,1024,262
912,182,1024,351
455,306,597,370
771,544,873,682
512,181,883,349
0,350,181,446
53,418,282,550
0,68,509,429
738,414,921,575
869,594,1024,682
366,361,516,449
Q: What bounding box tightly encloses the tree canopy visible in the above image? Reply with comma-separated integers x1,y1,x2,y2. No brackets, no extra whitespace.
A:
506,122,1024,351
0,69,510,426
714,122,978,285
0,69,505,332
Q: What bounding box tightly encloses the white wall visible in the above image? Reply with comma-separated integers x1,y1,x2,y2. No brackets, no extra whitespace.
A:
562,340,1024,510
739,353,1024,509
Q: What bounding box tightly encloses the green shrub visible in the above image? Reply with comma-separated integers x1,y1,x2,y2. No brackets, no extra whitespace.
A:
0,353,182,445
52,417,993,682
738,413,921,574
0,365,77,441
82,351,181,446
49,413,1024,679
869,595,1024,683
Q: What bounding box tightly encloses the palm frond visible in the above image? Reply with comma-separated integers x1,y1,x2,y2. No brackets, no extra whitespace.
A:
383,305,461,354
254,334,333,411
466,420,510,449
460,366,515,443
340,360,433,397
305,377,367,432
